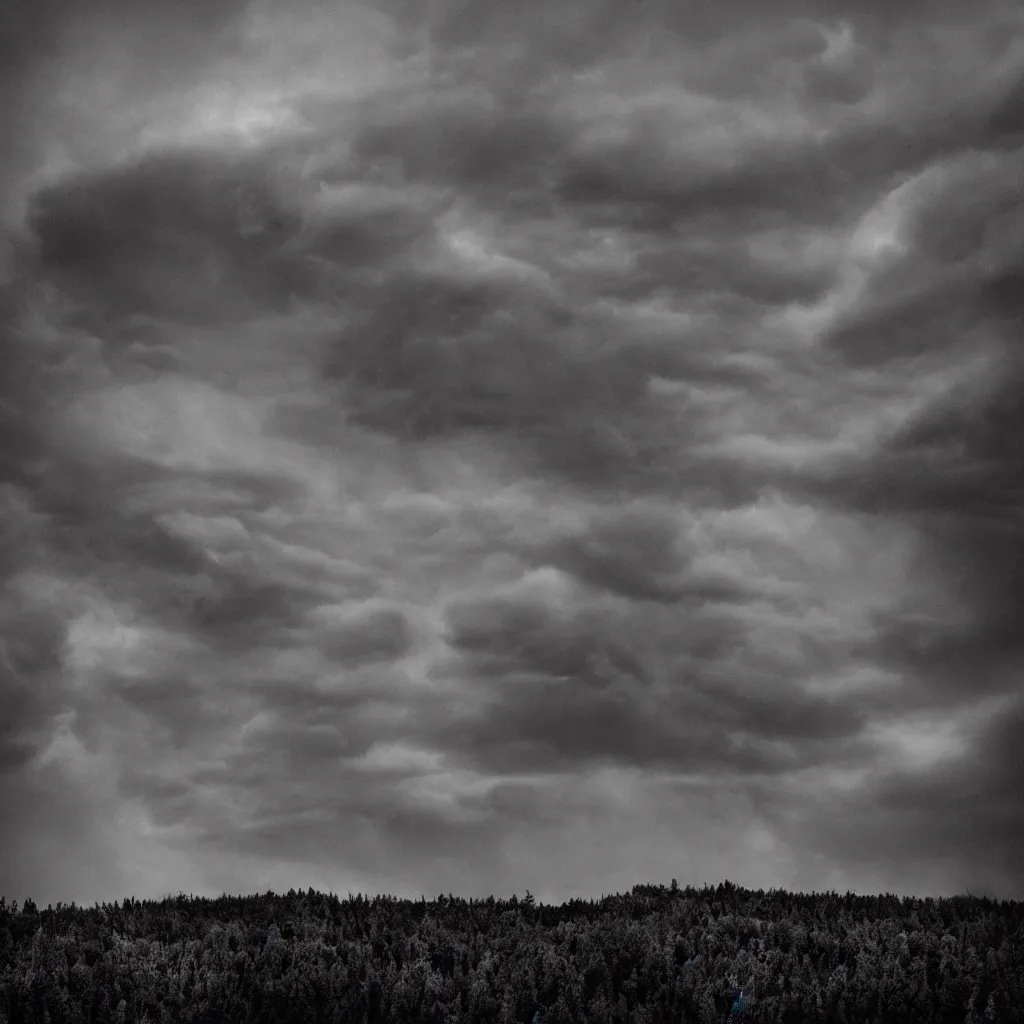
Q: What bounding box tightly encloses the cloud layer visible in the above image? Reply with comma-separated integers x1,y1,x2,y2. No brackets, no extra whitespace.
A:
2,0,1023,907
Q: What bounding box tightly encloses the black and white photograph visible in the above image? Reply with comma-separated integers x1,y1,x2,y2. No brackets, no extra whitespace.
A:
1,0,1023,1020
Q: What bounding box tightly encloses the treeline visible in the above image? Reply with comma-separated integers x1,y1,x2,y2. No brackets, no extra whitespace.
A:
1,880,1022,1024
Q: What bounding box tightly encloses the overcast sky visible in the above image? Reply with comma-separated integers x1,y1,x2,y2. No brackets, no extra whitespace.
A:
2,0,1023,911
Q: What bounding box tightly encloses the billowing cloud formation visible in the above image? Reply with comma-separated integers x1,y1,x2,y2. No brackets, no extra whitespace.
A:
2,0,1024,909
28,151,309,326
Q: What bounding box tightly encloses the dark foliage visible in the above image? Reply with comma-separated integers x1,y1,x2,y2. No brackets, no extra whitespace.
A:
0,881,1021,1023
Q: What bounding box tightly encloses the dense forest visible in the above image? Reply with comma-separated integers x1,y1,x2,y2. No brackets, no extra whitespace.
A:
1,880,1022,1024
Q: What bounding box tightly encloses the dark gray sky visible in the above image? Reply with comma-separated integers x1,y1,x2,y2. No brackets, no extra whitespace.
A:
2,0,1023,909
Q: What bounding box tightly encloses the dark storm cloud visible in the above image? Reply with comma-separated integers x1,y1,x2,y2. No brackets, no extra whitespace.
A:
0,596,67,772
550,89,1024,247
532,503,748,605
881,698,1024,876
373,0,1023,236
309,602,415,666
443,586,651,686
27,150,310,326
987,67,1024,143
311,220,785,499
821,148,1024,366
815,356,1024,710
318,266,694,490
425,638,873,781
773,691,1024,898
1,0,250,76
0,279,64,496
297,181,443,271
381,0,982,77
103,674,214,755
348,58,866,234
552,121,883,238
827,365,1024,522
188,570,320,651
785,98,1024,890
17,131,776,499
349,91,564,209
422,663,788,779
804,147,1024,672
0,0,257,233
434,577,872,779
3,0,1024,907
628,238,839,308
